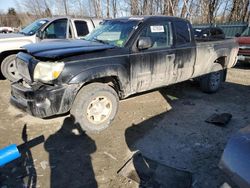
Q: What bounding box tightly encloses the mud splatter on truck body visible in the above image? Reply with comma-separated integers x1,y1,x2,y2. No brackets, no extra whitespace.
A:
10,16,238,131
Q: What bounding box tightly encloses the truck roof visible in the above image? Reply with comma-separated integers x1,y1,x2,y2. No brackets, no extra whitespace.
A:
107,16,188,23
39,16,102,22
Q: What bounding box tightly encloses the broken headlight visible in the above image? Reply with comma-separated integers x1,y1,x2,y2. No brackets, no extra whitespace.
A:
33,61,64,82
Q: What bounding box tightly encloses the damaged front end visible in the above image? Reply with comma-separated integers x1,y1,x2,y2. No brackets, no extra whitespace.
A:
10,52,80,118
219,126,250,188
11,81,80,118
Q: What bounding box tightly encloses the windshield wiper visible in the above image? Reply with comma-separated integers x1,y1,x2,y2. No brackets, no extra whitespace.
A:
92,38,110,45
18,31,28,36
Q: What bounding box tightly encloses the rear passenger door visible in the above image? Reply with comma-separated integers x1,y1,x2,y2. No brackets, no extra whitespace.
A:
74,20,90,38
171,21,196,83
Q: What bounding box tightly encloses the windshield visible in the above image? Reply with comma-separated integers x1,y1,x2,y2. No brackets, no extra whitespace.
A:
84,20,139,47
241,27,250,37
21,19,49,35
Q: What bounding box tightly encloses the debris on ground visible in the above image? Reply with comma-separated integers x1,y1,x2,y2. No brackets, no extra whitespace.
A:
205,113,232,126
118,152,192,188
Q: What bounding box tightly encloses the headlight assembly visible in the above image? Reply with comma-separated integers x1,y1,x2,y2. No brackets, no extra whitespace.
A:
33,61,64,82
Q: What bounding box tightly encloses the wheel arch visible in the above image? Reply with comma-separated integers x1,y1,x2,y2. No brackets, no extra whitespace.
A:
214,56,226,68
0,50,25,63
213,56,227,81
82,76,123,97
69,65,130,99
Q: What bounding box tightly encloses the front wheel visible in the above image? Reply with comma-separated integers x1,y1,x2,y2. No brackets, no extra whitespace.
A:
71,83,119,132
200,63,224,93
1,54,21,82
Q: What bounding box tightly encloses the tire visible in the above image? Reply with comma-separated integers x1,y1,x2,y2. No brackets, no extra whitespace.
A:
1,54,21,82
200,63,224,93
71,83,119,132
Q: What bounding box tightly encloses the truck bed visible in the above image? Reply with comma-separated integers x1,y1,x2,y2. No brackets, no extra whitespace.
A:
193,38,238,78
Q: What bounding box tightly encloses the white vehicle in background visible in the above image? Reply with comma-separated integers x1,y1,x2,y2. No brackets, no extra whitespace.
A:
0,17,101,81
0,27,14,33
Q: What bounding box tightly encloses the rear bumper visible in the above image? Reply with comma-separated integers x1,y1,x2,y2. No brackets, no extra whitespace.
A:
10,81,80,118
237,55,250,62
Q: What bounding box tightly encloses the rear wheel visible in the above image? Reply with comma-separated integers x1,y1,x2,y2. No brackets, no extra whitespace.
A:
1,54,21,82
200,63,224,93
71,83,119,132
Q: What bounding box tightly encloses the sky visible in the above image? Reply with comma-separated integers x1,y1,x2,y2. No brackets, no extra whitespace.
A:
0,0,18,12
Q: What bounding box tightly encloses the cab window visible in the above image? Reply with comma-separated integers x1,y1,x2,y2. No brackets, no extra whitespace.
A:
74,20,89,37
174,21,191,45
139,22,173,49
44,19,68,39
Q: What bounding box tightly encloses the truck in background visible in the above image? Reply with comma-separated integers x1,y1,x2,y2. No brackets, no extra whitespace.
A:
193,22,250,64
0,17,101,81
236,26,250,63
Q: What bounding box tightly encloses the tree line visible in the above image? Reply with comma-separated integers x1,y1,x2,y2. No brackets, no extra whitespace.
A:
0,0,249,28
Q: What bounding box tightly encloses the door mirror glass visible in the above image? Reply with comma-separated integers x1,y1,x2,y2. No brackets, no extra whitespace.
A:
36,30,43,39
138,37,153,50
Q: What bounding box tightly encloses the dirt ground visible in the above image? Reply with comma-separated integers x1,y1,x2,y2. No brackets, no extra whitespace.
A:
0,62,250,188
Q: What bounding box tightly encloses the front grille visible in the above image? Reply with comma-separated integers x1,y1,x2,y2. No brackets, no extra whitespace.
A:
16,56,32,81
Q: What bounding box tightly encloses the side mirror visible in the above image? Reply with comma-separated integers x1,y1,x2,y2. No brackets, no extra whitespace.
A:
36,30,44,39
138,37,153,50
235,33,240,37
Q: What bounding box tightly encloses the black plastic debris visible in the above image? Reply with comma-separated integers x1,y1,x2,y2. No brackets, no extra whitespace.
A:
205,113,232,126
118,152,192,188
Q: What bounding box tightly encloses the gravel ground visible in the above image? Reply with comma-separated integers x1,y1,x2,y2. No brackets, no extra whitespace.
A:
0,62,249,188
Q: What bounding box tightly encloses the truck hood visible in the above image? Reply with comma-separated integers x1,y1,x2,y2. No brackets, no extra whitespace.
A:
0,33,25,39
23,39,115,60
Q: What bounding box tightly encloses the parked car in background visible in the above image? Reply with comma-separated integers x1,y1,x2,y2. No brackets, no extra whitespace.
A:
236,26,250,63
11,16,238,132
194,27,225,41
0,17,101,81
0,27,14,33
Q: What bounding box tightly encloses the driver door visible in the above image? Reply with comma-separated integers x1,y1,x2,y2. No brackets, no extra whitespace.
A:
130,21,175,93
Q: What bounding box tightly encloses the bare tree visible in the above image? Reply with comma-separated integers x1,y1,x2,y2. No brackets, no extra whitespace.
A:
92,0,102,18
142,0,149,15
20,0,53,17
242,0,250,22
131,0,139,15
112,0,117,18
74,0,85,16
106,0,110,18
5,0,250,25
208,0,220,24
62,0,69,15
229,0,240,21
180,0,189,18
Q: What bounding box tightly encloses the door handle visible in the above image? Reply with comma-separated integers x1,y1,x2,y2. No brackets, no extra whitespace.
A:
166,54,175,59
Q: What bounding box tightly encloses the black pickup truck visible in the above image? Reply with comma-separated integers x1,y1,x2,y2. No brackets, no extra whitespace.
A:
11,16,238,132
